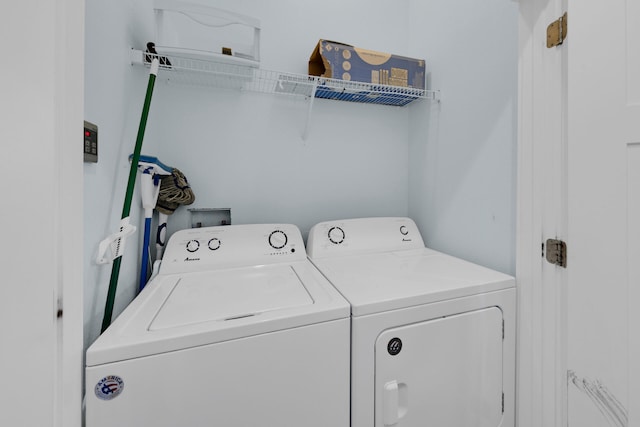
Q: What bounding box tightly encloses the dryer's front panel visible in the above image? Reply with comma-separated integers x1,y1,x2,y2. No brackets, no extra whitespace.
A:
375,307,504,427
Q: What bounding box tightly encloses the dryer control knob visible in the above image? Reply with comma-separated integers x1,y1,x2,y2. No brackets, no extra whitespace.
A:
328,226,345,244
269,230,288,249
186,239,200,253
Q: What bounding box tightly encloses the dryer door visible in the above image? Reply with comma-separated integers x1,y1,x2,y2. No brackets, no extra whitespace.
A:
375,307,504,427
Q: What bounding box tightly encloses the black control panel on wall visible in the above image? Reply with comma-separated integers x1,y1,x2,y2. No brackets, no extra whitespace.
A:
84,120,98,163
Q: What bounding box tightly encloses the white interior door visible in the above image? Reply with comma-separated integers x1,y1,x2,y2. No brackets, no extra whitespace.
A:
567,0,639,425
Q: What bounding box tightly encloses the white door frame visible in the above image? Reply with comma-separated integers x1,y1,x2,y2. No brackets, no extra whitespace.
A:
65,1,569,425
7,0,571,425
2,1,84,426
516,0,568,426
56,1,85,425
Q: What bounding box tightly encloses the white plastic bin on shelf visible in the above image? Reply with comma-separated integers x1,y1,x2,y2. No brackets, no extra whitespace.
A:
153,0,260,67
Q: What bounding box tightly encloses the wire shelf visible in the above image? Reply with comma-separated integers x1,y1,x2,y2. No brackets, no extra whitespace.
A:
131,49,439,105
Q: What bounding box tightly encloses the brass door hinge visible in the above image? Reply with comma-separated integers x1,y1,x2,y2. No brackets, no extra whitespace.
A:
547,12,568,48
544,238,567,268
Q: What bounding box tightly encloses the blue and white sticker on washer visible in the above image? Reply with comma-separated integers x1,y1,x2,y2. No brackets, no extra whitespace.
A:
95,375,124,400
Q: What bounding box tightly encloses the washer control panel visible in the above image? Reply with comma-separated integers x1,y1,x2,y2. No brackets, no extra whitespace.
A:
306,217,425,259
268,230,288,249
160,223,304,275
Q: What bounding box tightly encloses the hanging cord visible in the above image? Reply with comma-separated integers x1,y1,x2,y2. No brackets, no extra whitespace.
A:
568,370,628,427
157,168,195,209
155,168,196,259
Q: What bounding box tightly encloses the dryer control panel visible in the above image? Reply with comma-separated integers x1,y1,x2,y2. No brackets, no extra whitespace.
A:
306,217,425,259
160,223,305,274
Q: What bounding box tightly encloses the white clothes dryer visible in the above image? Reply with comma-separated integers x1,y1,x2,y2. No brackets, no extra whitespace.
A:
86,224,350,427
307,217,516,427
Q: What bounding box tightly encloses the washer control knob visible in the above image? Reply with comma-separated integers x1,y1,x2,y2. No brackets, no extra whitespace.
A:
328,226,345,244
208,238,221,251
269,230,288,249
400,225,409,236
186,239,200,253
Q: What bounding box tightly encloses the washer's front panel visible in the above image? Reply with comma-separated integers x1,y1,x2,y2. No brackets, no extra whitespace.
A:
374,307,504,427
86,319,349,427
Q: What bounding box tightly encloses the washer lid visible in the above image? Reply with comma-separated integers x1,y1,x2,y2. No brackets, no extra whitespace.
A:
310,248,515,317
86,260,349,366
150,265,312,330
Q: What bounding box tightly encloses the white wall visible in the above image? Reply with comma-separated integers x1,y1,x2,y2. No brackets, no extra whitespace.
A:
1,1,84,426
84,0,413,348
408,0,519,275
84,0,158,352
84,0,518,350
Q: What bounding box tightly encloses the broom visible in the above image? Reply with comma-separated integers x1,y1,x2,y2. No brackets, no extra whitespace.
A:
101,59,159,333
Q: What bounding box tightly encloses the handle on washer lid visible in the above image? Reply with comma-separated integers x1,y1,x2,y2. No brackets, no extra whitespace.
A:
383,380,408,426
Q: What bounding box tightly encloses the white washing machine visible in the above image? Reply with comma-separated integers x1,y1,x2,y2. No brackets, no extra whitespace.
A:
307,217,516,427
86,223,350,427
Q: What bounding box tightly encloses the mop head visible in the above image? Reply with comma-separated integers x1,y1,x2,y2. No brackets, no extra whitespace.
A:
156,168,195,215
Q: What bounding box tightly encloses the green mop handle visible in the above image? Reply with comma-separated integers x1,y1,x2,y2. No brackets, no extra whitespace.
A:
101,59,159,333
